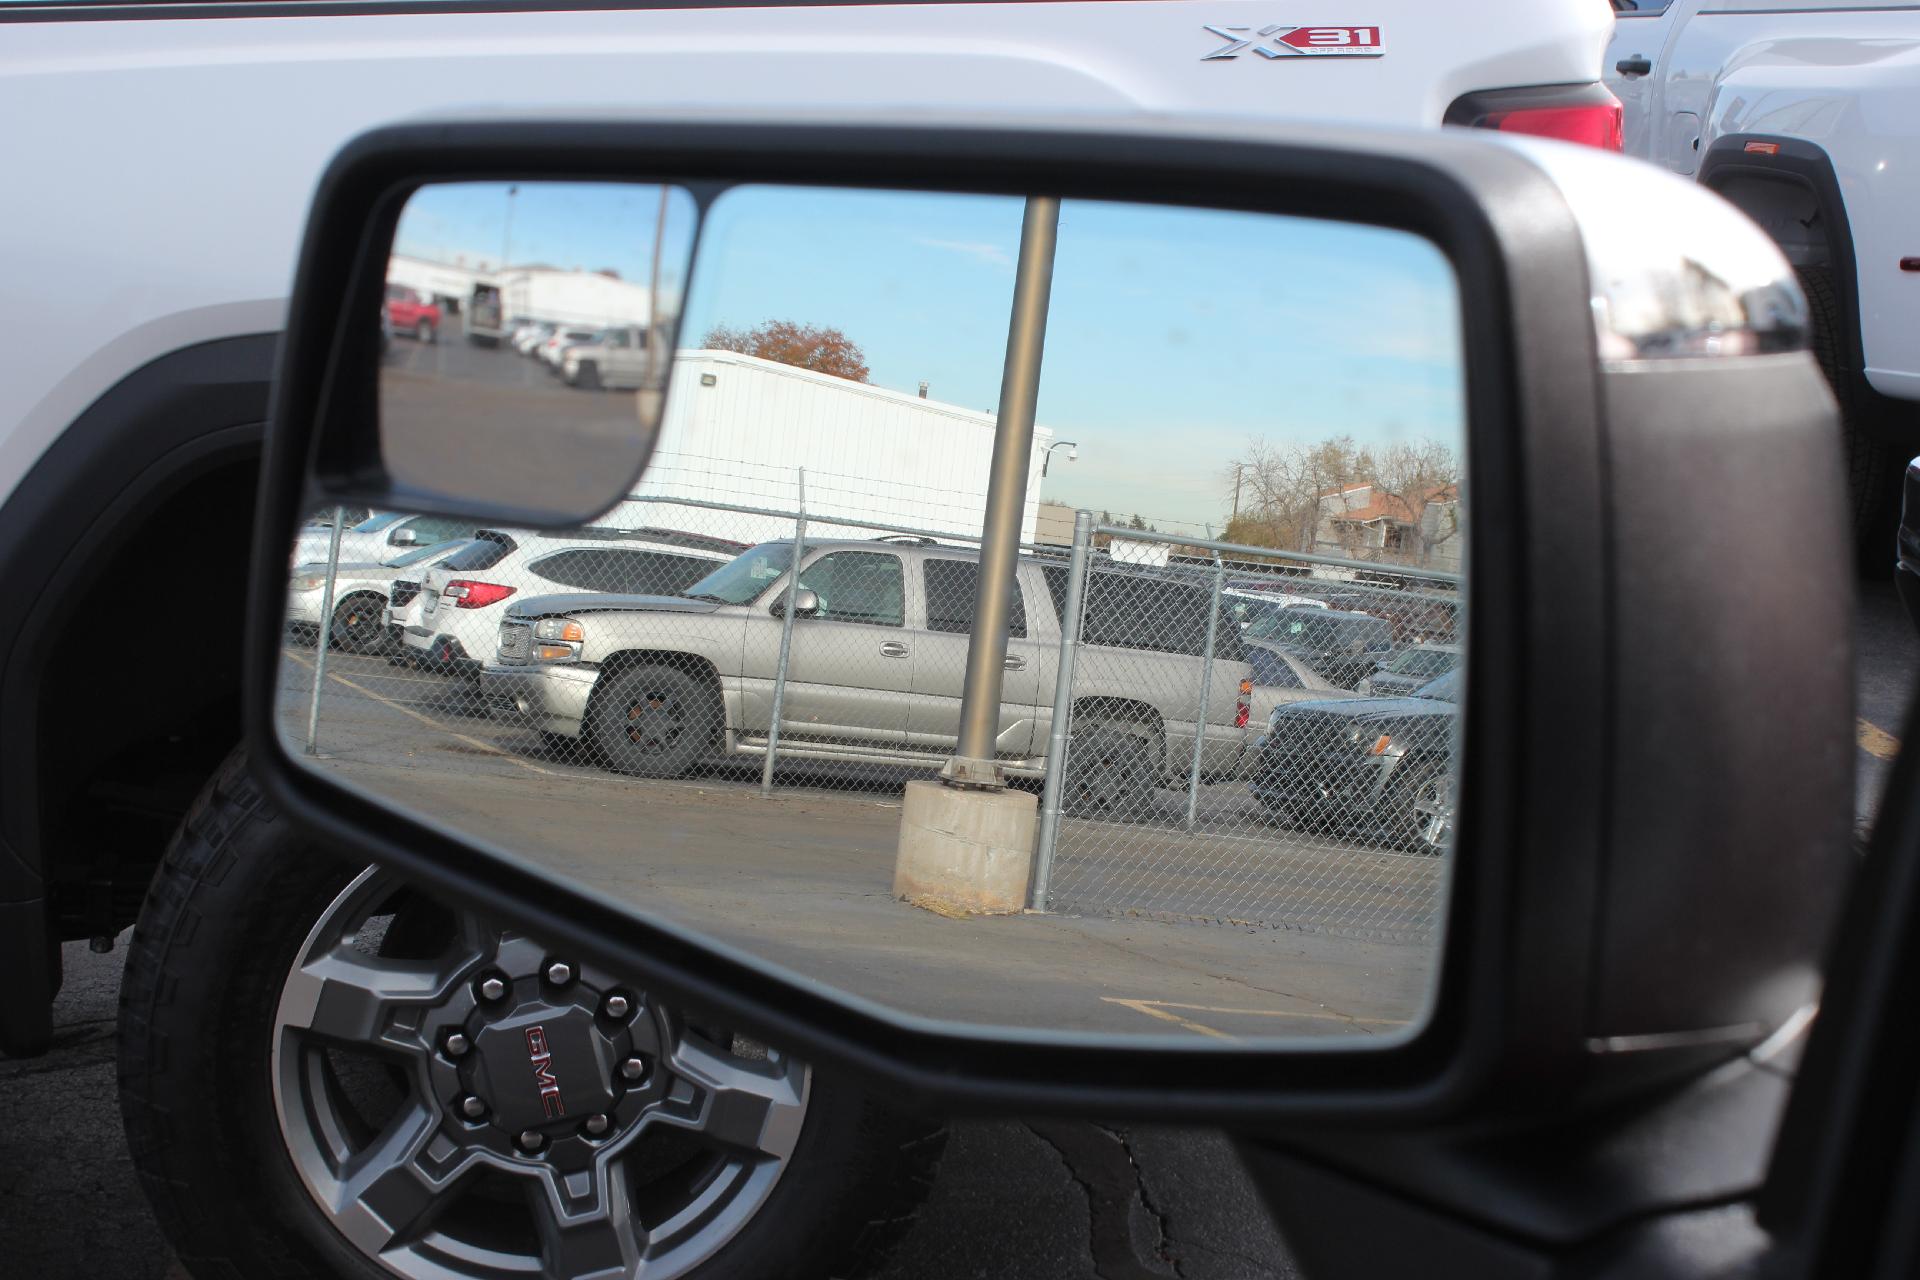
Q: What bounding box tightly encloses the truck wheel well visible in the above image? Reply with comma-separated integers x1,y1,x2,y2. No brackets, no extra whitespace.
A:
40,457,261,940
588,650,727,742
1070,697,1163,736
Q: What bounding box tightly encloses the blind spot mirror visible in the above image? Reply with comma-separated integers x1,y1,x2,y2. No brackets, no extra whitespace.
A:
377,181,699,524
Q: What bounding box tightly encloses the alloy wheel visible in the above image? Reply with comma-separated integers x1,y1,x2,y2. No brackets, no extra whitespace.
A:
271,868,809,1279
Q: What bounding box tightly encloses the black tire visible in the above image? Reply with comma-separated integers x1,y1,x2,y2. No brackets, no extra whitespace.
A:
590,663,720,778
327,591,388,654
119,748,946,1280
1387,757,1453,855
1798,263,1898,552
415,319,435,344
1062,716,1160,819
573,360,602,390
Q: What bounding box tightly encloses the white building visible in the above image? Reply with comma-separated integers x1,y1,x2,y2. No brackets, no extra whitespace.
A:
387,254,656,328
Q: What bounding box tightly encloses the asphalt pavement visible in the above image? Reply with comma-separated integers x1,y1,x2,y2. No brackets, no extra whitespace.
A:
0,935,1299,1280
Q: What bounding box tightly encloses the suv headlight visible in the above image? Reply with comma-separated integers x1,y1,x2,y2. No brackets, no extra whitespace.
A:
532,617,585,661
290,572,325,592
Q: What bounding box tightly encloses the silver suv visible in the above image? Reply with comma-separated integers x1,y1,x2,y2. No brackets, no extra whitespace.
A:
480,539,1337,800
560,326,649,389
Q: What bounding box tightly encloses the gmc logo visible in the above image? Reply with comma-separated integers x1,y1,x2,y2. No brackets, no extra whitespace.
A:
525,1025,566,1118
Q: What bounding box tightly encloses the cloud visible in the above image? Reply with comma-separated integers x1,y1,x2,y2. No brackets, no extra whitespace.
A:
912,237,1013,269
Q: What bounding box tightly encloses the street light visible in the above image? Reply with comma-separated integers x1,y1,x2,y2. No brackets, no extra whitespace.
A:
1042,440,1079,477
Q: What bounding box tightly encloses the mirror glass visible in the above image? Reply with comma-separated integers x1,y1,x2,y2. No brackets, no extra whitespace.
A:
286,184,1466,1045
379,181,699,518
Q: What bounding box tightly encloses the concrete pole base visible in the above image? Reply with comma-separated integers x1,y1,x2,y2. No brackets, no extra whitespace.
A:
893,779,1038,915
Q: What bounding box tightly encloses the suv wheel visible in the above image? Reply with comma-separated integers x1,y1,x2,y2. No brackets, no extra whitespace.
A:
1063,717,1159,819
1392,758,1453,854
590,664,719,778
573,361,602,390
119,749,945,1280
330,591,389,654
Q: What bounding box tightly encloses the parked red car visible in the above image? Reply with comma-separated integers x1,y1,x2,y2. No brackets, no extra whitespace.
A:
383,282,440,342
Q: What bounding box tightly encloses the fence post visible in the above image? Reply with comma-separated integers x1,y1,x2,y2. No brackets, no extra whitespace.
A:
304,506,347,756
1183,542,1226,832
1031,509,1094,910
761,469,806,797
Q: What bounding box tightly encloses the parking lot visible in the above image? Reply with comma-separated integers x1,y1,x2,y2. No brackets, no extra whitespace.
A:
281,644,1434,1040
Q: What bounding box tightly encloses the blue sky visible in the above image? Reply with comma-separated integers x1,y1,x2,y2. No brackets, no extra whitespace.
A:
394,182,697,294
396,182,1464,533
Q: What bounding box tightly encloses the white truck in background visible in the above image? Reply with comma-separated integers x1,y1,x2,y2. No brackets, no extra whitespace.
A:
614,349,1053,546
1606,0,1920,549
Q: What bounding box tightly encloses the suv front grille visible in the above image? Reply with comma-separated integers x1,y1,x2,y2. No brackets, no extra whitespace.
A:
497,622,532,663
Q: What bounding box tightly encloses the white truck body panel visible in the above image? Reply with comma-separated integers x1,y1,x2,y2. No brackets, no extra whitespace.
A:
0,0,1609,517
1606,0,1920,400
614,349,1053,544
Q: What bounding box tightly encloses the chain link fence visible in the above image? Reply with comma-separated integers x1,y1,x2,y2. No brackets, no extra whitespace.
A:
285,471,1461,944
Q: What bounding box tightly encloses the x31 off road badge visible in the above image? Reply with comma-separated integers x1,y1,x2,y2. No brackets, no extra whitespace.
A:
1202,25,1385,60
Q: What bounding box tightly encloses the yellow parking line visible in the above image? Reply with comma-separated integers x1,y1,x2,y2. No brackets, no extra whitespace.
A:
1859,718,1902,761
1101,996,1413,1041
1102,998,1236,1040
284,650,552,777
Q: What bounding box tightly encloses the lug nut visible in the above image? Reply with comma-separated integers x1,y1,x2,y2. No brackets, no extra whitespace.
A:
620,1056,647,1082
477,975,507,1002
583,1114,611,1137
517,1130,545,1154
444,1032,471,1057
603,994,631,1020
545,961,573,986
459,1095,487,1120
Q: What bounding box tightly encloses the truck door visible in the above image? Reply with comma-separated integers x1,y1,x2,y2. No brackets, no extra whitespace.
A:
903,557,1043,758
741,549,912,748
1603,0,1696,162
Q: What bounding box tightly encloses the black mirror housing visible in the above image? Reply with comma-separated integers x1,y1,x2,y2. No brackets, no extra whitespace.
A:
246,114,1851,1123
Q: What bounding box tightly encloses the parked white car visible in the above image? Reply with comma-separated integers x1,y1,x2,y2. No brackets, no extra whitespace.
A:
403,528,740,672
512,321,555,355
287,538,475,652
290,511,481,568
538,325,601,371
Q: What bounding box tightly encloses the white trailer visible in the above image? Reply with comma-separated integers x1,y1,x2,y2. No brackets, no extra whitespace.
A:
609,349,1053,546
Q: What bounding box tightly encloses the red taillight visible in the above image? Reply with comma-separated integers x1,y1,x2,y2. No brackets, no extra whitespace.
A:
1478,97,1623,151
1236,677,1253,729
446,579,516,609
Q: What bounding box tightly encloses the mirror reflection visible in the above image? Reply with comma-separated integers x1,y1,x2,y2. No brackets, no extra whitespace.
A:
289,185,1467,1044
379,182,699,517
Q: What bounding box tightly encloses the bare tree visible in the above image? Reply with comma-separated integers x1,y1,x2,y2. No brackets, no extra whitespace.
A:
1368,440,1461,566
1225,435,1458,567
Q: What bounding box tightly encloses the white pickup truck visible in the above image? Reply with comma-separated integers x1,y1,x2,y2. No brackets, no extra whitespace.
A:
1606,0,1920,547
0,4,1615,1278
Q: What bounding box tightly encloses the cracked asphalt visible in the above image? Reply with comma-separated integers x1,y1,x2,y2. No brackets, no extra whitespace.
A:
0,937,1300,1280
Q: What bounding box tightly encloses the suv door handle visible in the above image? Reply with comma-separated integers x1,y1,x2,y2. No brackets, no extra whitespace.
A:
1616,55,1652,77
879,641,910,658
1004,655,1026,670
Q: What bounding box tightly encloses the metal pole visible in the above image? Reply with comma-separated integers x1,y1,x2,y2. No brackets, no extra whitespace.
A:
761,469,806,797
304,507,346,755
1184,540,1226,832
1032,509,1094,910
500,184,517,275
645,186,670,386
950,195,1060,783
